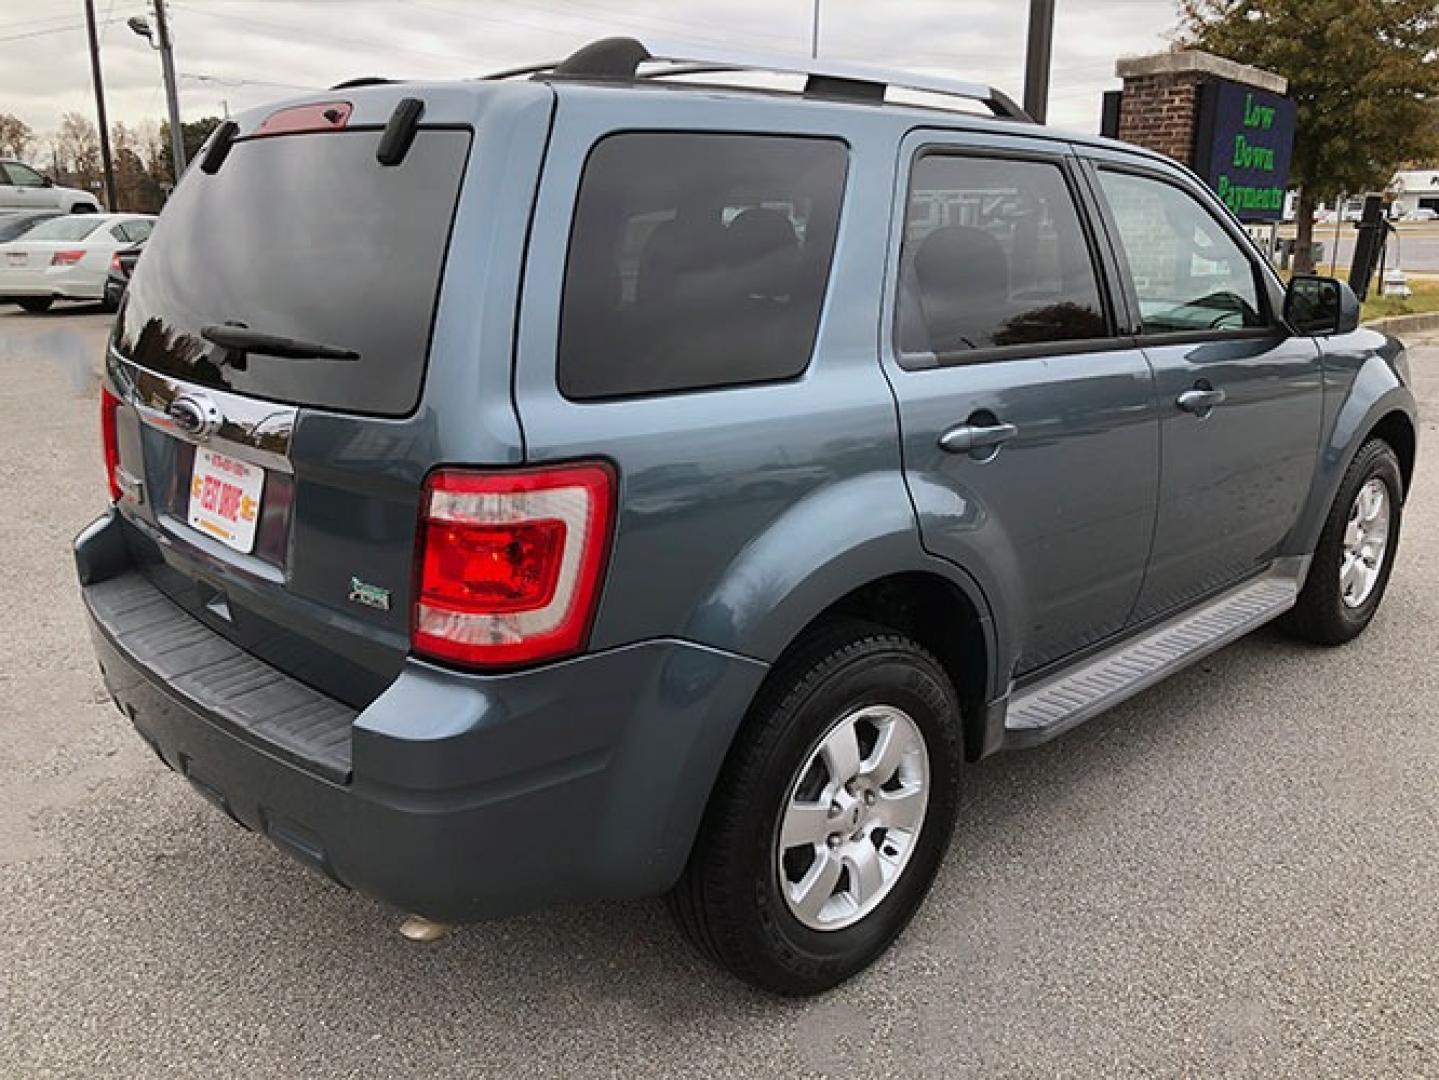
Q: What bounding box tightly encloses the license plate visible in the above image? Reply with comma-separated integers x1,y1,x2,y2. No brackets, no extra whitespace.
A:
188,447,264,554
6,252,25,266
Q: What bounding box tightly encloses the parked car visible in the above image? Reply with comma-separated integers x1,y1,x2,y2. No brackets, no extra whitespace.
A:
103,241,145,310
0,213,154,312
0,209,64,243
76,38,1418,996
0,160,102,213
1403,207,1437,222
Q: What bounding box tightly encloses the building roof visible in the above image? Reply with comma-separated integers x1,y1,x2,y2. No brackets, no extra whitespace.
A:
1391,169,1439,195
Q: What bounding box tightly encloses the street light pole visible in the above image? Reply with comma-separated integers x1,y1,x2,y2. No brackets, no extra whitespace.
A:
1023,0,1056,124
83,0,118,209
153,0,186,179
810,0,820,59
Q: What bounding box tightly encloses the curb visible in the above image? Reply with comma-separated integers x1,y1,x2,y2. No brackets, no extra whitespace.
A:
1363,312,1439,337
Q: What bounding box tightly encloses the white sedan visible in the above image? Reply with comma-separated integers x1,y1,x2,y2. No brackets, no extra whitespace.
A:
0,213,155,312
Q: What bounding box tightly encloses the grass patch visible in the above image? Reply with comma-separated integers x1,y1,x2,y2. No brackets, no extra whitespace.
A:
1362,278,1439,322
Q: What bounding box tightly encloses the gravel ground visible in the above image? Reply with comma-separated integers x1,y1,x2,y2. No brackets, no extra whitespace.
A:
1,303,1436,1078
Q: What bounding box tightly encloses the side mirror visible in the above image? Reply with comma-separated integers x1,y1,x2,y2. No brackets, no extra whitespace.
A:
40,175,53,188
1284,275,1361,336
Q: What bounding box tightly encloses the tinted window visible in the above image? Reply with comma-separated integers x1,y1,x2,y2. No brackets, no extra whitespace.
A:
5,163,45,187
896,155,1107,359
20,216,106,242
1098,169,1264,333
115,129,471,415
558,133,847,400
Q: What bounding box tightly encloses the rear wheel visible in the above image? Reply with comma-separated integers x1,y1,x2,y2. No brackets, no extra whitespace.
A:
670,622,963,995
69,203,96,214
1282,439,1403,645
16,297,53,313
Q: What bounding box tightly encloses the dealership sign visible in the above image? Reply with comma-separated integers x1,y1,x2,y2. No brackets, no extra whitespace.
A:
1192,80,1297,221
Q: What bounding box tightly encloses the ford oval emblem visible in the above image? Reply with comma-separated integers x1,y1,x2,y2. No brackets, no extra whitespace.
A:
167,392,222,440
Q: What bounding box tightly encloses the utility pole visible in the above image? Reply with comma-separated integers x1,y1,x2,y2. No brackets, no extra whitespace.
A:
810,0,820,59
1022,0,1056,124
154,0,186,180
83,0,118,209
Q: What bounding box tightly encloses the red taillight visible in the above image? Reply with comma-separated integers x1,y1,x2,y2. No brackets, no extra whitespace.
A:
100,387,122,502
109,252,122,273
413,463,615,667
51,250,85,266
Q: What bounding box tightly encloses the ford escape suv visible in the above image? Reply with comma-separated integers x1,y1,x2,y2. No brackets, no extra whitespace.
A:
75,38,1418,996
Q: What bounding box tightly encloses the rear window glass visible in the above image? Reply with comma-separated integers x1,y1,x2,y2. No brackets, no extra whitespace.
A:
22,216,106,242
0,214,58,242
558,133,847,400
114,129,471,416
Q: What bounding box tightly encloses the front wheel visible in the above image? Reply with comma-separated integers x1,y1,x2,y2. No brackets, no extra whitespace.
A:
1282,438,1403,645
669,623,963,995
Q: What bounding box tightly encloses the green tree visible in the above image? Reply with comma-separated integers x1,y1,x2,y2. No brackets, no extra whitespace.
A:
0,113,35,160
1177,0,1438,272
155,116,224,184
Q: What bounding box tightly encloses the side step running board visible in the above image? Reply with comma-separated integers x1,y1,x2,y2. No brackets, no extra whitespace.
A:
1003,561,1305,748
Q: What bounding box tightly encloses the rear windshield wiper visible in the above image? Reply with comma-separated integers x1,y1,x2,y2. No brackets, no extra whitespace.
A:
200,323,359,361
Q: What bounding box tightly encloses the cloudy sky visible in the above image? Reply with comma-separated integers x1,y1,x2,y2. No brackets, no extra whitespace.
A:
6,0,1181,140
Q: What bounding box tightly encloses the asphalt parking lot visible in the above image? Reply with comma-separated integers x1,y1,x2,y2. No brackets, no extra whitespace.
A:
1,303,1436,1078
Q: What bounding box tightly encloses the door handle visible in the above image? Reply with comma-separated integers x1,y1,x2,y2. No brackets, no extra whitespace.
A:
939,420,1018,454
1176,387,1226,414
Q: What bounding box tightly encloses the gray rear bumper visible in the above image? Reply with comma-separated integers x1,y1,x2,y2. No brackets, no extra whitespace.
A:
76,510,768,921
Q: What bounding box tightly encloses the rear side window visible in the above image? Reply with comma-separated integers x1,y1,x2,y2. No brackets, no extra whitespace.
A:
1096,169,1264,334
558,133,847,400
896,155,1108,361
115,129,471,416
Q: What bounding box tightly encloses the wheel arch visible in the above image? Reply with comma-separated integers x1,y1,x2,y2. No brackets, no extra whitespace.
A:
1368,409,1416,497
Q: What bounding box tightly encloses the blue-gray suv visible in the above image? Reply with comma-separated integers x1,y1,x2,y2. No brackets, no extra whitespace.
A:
75,38,1418,995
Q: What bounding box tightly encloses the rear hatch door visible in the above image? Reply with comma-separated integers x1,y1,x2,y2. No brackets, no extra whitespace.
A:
105,86,552,710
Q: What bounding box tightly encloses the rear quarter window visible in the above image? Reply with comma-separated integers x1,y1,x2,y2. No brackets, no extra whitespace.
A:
558,133,848,400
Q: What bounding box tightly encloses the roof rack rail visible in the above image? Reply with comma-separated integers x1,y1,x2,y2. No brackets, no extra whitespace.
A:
330,76,396,90
505,36,1032,122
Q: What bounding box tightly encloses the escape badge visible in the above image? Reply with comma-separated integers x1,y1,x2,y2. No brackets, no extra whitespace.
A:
348,576,391,612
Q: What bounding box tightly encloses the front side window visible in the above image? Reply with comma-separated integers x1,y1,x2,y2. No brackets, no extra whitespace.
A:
1097,169,1265,334
4,162,45,187
896,154,1108,360
558,133,848,400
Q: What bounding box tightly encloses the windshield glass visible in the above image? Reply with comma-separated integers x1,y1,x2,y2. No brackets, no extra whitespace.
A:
114,128,472,416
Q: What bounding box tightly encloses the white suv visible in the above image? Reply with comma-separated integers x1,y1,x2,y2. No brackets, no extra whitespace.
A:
0,160,103,213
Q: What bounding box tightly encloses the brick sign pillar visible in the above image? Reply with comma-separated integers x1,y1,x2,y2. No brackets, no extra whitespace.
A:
1104,50,1296,229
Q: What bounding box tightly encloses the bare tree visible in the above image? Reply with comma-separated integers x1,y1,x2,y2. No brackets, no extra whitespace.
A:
0,113,36,160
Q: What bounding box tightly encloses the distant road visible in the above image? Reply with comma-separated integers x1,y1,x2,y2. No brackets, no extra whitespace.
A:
1275,221,1439,275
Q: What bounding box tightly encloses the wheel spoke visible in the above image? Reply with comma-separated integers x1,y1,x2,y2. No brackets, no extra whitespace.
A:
862,715,917,786
843,841,885,907
876,785,926,832
789,849,843,922
1340,553,1362,597
780,800,833,850
818,719,861,784
1362,483,1385,524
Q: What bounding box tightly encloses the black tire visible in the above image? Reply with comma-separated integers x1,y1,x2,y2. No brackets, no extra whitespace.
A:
70,203,97,214
16,297,53,313
1282,438,1403,645
669,621,963,995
